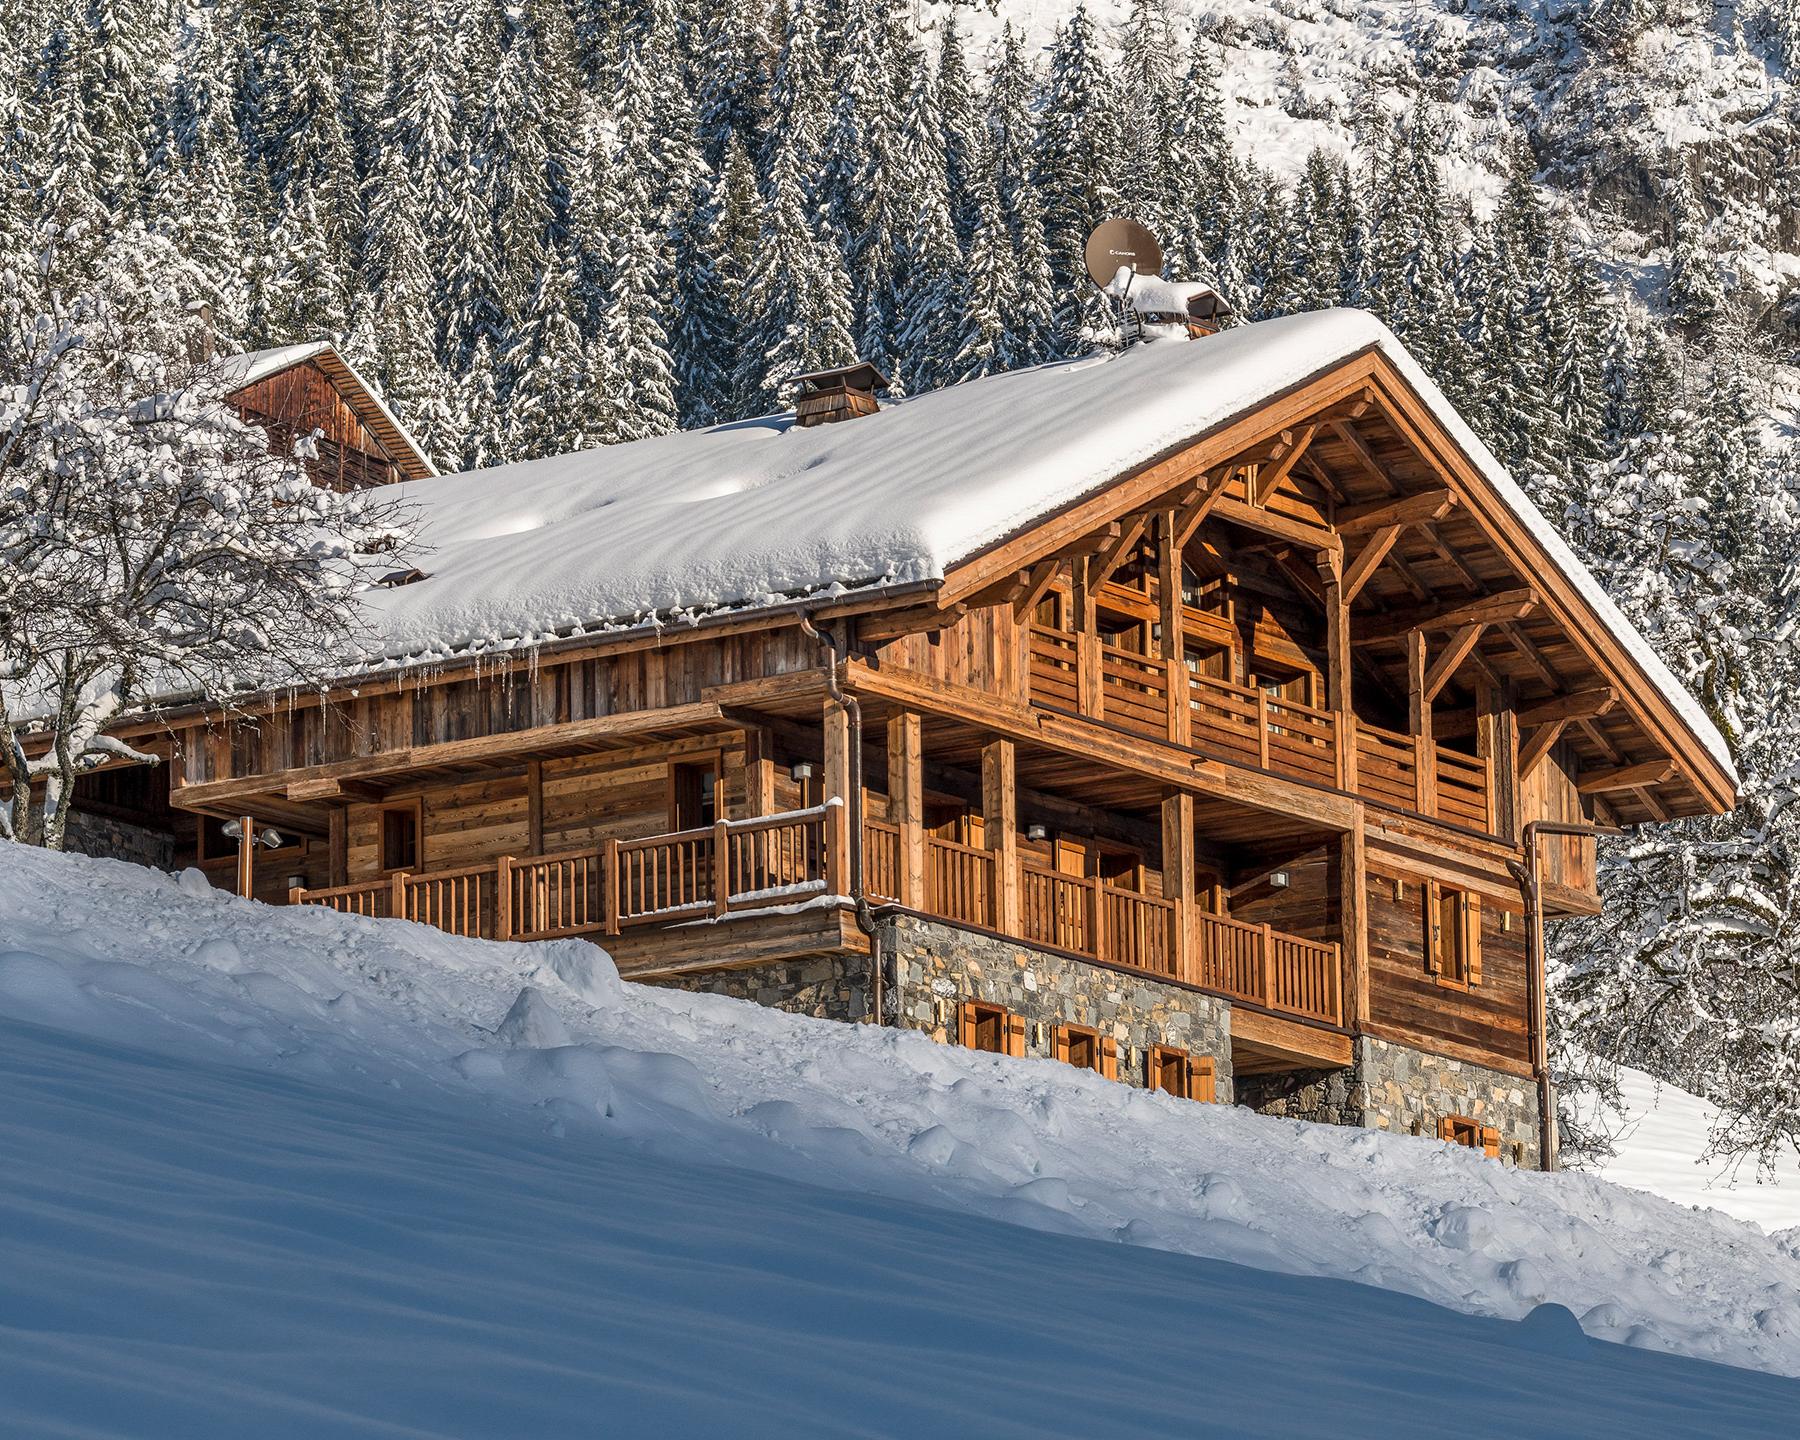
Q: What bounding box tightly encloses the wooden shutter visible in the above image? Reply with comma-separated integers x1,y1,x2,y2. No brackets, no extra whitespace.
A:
1053,1026,1069,1064
957,1001,976,1049
1005,1013,1027,1057
1100,1036,1118,1081
1481,1126,1501,1159
1464,892,1483,986
1423,879,1443,975
1437,1116,1456,1142
1191,1056,1216,1104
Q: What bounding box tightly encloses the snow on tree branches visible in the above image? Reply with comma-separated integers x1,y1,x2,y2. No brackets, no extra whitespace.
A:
0,234,411,849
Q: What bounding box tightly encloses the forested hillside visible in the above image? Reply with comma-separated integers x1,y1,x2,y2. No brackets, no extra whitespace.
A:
2,0,1798,1165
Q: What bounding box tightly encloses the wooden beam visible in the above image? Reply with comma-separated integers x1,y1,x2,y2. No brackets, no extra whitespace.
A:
1422,623,1486,703
285,776,386,804
1337,488,1455,536
1526,716,1569,777
982,738,1020,934
1011,558,1062,621
1210,496,1342,555
887,711,925,908
1253,423,1318,505
1172,477,1227,548
823,697,852,894
1158,511,1190,745
1517,687,1618,727
1357,588,1538,643
1089,512,1150,587
1340,820,1369,1028
1577,758,1676,795
1329,420,1399,493
1342,524,1403,602
1162,790,1197,984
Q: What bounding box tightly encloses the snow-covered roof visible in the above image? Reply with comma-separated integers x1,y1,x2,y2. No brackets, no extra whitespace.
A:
215,342,439,481
358,309,1732,784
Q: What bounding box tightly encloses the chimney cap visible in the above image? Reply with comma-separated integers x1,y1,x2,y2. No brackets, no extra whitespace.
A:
788,361,893,396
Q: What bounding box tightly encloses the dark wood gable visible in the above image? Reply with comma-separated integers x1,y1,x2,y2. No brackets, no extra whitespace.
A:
227,355,433,491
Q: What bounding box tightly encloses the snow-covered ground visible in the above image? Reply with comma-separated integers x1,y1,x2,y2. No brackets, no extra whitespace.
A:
1592,1065,1800,1233
3,848,1798,1434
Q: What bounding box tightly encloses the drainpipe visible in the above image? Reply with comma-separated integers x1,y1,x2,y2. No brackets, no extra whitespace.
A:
798,612,886,1026
1507,819,1622,1173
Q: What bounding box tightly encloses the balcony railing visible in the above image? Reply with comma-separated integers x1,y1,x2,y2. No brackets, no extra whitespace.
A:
294,805,1342,1028
1026,623,1492,832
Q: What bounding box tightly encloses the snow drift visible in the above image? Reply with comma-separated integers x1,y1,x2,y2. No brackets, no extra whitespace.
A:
2,848,1797,1435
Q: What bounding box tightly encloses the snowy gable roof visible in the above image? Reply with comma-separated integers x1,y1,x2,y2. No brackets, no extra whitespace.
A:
214,341,439,482
359,308,1733,786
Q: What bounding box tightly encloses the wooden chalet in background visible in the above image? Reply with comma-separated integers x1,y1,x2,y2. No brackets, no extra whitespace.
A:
57,312,1735,1170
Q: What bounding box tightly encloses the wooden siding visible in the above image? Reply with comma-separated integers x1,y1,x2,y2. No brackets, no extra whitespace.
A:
230,360,404,491
1365,866,1530,1069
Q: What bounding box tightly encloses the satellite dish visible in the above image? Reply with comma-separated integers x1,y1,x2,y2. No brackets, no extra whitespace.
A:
1084,217,1164,290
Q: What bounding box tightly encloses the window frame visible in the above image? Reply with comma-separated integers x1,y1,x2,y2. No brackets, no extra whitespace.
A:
1147,1045,1215,1102
958,1000,1025,1057
667,754,721,833
1437,1114,1501,1159
1425,879,1482,990
378,798,423,874
1052,1023,1118,1078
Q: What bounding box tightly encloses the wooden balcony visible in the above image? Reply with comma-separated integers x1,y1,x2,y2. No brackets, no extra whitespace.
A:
295,806,1343,1030
1027,623,1491,832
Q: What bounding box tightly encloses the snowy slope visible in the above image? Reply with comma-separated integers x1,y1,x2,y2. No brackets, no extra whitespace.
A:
3,846,1800,1432
1592,1066,1800,1233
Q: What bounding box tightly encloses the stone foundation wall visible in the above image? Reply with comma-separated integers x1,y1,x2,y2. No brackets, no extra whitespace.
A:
1237,1036,1542,1167
877,914,1233,1100
63,810,176,871
1232,1066,1361,1127
650,954,870,1023
1355,1037,1542,1168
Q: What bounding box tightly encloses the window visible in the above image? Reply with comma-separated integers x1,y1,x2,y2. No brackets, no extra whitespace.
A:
380,801,420,872
1438,1114,1501,1159
1053,1024,1118,1078
669,759,718,831
1147,1046,1215,1103
1426,880,1483,988
958,1001,1025,1057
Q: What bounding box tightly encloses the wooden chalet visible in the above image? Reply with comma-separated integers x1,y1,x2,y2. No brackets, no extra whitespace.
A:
213,341,438,491
62,310,1736,1170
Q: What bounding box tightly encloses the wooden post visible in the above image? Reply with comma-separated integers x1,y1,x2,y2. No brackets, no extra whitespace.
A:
1259,922,1275,1008
743,725,777,818
1407,628,1436,816
1161,790,1196,984
822,696,852,899
390,868,407,921
236,813,255,899
1477,681,1519,842
1073,556,1103,719
982,738,1020,935
887,711,925,908
1339,819,1369,1028
1091,873,1107,962
604,836,621,935
712,819,730,915
526,760,544,856
824,800,847,899
328,808,347,888
1255,692,1271,769
1157,510,1190,745
1320,552,1351,787
496,856,514,941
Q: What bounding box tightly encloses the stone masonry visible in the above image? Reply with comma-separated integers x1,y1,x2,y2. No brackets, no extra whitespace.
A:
877,913,1234,1100
1239,1035,1542,1168
652,954,870,1023
63,810,177,871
